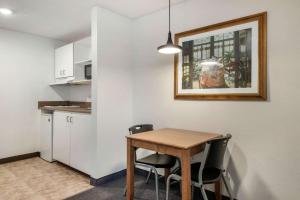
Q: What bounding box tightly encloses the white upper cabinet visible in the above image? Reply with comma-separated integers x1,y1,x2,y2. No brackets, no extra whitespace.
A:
74,37,91,64
52,37,91,85
55,43,74,79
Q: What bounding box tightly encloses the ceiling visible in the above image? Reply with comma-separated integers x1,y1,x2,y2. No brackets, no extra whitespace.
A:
0,0,185,42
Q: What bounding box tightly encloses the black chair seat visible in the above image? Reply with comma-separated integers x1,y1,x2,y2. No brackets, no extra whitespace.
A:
177,163,222,183
136,153,176,168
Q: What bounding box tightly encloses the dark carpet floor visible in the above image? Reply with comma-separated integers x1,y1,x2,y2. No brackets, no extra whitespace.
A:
66,172,224,200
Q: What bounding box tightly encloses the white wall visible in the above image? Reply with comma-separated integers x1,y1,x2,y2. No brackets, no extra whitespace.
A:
91,7,133,178
0,28,66,159
132,0,300,199
69,85,91,102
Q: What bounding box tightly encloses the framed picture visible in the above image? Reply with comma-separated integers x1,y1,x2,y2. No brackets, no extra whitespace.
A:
174,12,267,100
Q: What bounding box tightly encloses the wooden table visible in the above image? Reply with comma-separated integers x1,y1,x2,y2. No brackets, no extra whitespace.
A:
126,128,221,200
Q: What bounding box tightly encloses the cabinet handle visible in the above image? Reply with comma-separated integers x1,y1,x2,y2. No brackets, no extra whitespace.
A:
70,117,73,123
66,116,69,122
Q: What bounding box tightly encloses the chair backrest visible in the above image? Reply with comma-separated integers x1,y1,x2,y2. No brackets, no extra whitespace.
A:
129,124,154,162
204,134,232,170
129,124,153,135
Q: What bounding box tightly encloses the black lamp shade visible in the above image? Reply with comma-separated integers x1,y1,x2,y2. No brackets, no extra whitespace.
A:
157,32,182,54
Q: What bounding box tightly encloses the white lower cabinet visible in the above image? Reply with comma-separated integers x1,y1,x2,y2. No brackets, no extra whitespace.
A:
53,111,92,174
40,113,53,162
69,113,92,174
53,112,70,165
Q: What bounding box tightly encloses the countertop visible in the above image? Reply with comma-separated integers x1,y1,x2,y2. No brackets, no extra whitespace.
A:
41,106,91,114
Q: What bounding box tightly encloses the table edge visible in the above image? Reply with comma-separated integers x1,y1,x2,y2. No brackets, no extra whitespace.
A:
126,134,221,150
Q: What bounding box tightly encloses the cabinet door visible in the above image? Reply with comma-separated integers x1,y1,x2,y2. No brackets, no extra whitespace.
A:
53,112,70,165
74,43,91,63
69,113,92,174
55,43,74,79
40,113,53,162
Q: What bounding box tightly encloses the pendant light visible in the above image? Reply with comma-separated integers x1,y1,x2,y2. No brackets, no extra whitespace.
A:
157,0,182,54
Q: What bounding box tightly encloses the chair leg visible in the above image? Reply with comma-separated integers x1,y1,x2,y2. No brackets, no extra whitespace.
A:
191,185,194,200
179,181,182,196
166,174,172,200
123,186,127,196
146,168,152,184
200,185,208,200
222,173,233,200
164,168,170,183
153,168,159,200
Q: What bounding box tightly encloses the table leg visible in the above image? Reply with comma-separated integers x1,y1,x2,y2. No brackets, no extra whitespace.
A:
181,149,191,200
126,139,134,200
164,168,170,183
215,180,221,200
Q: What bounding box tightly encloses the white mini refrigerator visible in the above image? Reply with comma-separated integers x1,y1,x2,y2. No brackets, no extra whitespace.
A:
40,113,53,162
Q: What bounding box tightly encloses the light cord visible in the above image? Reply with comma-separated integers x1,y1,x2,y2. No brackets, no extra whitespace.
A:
169,0,171,33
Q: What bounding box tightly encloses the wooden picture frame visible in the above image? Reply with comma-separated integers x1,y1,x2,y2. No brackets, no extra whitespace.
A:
174,12,267,100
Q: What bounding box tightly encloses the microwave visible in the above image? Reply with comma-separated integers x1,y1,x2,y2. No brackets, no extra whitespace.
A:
84,64,92,80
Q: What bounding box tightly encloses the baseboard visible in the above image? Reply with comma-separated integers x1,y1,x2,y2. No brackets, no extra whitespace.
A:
135,167,153,177
0,152,40,164
90,167,153,186
90,169,127,186
54,161,90,178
